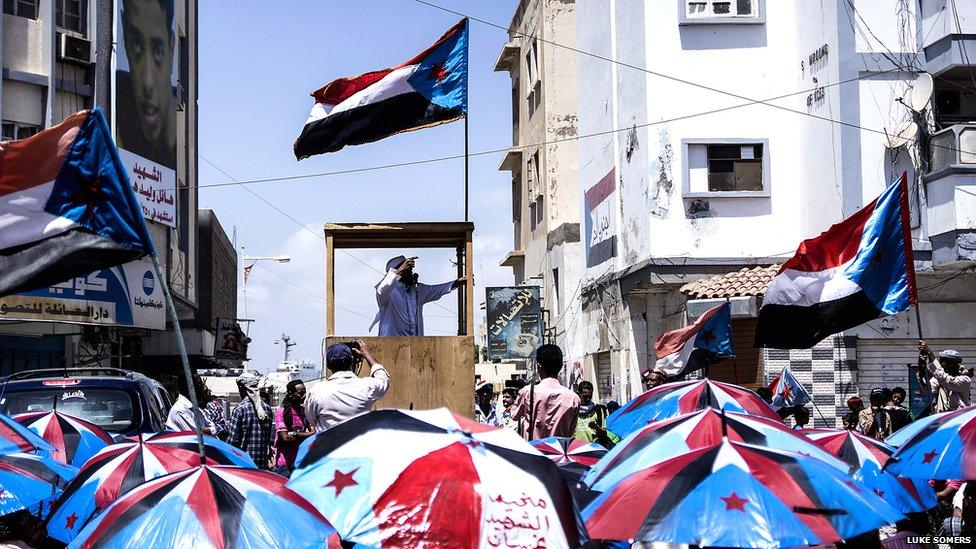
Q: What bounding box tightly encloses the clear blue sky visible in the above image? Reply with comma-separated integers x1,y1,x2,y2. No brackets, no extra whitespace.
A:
198,1,519,370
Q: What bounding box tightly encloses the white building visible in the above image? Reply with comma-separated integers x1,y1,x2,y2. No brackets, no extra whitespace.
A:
570,0,976,425
495,0,587,376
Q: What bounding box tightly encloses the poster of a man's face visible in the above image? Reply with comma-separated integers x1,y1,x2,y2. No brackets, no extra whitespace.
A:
114,0,178,227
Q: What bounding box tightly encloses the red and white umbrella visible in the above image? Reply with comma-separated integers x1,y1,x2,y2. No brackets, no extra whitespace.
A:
530,437,607,468
13,411,113,468
287,408,586,549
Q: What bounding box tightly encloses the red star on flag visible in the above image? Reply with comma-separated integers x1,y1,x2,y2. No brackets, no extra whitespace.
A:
780,385,793,401
430,64,449,82
720,491,749,512
700,329,716,344
65,512,79,530
922,450,938,464
325,468,359,496
70,174,107,221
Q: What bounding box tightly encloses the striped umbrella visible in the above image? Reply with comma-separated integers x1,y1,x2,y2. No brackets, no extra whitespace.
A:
607,379,780,437
530,437,607,467
584,409,848,493
886,406,976,480
583,440,904,548
886,410,950,447
0,413,55,457
0,452,75,517
68,466,334,549
288,408,587,549
14,411,113,468
47,432,256,544
804,428,936,513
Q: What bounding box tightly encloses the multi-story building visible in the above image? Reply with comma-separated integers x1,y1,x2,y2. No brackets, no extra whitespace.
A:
495,0,586,374
566,0,976,424
0,0,205,374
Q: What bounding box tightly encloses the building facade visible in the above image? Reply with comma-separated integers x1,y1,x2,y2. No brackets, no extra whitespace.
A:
562,0,976,423
0,0,208,374
495,0,587,376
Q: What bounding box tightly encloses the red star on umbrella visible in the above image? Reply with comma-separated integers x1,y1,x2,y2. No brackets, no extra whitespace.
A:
844,480,862,493
65,512,79,530
922,450,938,464
325,468,359,496
720,491,749,512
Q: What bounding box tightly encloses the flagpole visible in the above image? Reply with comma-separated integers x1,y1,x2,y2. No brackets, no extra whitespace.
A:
150,255,207,465
464,115,469,222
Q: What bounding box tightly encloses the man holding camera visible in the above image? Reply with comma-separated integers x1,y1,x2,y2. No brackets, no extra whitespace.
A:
372,256,466,337
305,339,389,431
920,340,972,413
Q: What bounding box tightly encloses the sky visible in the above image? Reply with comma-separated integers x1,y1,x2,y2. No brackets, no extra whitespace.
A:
198,1,519,371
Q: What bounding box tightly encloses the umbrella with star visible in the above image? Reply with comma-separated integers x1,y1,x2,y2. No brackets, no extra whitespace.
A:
583,439,903,548
804,428,936,514
13,411,113,468
287,408,587,549
886,406,976,480
0,452,75,518
68,465,334,548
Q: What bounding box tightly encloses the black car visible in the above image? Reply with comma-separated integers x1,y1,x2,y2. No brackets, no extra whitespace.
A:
0,368,172,436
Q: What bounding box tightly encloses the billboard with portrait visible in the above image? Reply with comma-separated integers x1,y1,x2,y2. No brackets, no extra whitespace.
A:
114,0,177,227
0,258,165,329
486,286,542,360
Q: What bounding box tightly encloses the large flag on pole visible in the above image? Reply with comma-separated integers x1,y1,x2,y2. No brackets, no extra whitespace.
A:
756,173,917,348
654,302,735,377
294,18,469,159
0,109,154,296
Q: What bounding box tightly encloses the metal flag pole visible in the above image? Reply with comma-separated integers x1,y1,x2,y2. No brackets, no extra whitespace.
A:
463,18,470,222
150,255,207,465
464,115,470,222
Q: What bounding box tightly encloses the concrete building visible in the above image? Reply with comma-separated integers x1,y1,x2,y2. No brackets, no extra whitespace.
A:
0,0,206,375
566,0,976,424
495,0,586,375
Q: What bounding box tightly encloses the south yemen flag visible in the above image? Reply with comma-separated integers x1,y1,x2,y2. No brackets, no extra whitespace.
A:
0,109,153,296
756,173,917,348
655,302,735,377
294,18,468,159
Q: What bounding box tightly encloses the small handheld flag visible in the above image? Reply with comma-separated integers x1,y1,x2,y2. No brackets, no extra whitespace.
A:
756,172,917,348
294,18,469,159
0,109,154,297
655,302,735,377
767,366,811,411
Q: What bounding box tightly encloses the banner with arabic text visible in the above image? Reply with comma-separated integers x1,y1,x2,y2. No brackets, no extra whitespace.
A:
486,286,542,360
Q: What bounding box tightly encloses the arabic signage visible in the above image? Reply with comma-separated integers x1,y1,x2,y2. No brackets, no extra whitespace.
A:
0,258,165,329
214,319,250,360
113,0,178,227
486,286,542,360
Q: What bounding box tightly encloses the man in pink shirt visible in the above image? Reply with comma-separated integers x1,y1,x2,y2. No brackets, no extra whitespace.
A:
512,344,580,440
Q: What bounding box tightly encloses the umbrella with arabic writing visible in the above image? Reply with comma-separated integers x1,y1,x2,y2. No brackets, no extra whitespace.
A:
287,408,587,549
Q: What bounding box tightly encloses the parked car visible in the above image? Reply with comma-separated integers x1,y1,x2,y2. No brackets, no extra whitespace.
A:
0,368,172,436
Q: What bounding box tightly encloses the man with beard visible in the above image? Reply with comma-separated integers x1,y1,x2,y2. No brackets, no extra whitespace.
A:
372,256,466,336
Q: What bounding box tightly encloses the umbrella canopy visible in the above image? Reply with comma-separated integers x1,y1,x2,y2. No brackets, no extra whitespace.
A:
14,411,113,468
68,465,334,549
0,452,75,517
530,437,607,467
887,406,976,480
47,432,256,544
585,409,849,492
805,428,936,513
583,440,904,549
886,410,950,447
0,413,55,456
288,408,587,549
606,379,780,437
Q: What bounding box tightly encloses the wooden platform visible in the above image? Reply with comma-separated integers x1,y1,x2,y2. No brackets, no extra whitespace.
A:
326,336,474,417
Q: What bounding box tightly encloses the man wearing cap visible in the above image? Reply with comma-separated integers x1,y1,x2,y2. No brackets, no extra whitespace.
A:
474,380,499,426
372,256,466,337
859,387,893,439
920,341,972,413
305,339,389,431
842,396,864,431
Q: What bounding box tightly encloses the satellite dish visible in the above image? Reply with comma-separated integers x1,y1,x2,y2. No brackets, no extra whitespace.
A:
885,120,918,148
908,73,934,112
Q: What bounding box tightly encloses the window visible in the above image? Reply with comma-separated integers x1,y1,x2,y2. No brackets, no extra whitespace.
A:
683,140,770,197
681,0,763,24
56,0,86,35
1,121,39,141
525,39,541,118
1,388,136,432
3,0,37,18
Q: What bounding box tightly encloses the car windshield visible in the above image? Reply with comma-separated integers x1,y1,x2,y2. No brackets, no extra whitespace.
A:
0,388,136,432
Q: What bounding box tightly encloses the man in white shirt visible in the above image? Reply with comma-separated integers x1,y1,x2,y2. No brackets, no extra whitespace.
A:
305,339,389,431
371,256,465,336
166,373,216,434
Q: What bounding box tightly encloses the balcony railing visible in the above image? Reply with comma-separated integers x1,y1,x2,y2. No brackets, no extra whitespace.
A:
929,124,976,175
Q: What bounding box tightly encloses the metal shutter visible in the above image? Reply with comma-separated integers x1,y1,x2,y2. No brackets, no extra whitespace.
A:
856,338,976,402
596,351,613,402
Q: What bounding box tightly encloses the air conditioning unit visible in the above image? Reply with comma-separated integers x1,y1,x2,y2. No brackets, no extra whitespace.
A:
57,33,92,65
935,89,976,121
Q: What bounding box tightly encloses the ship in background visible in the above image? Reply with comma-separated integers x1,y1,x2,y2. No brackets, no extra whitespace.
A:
262,334,323,386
